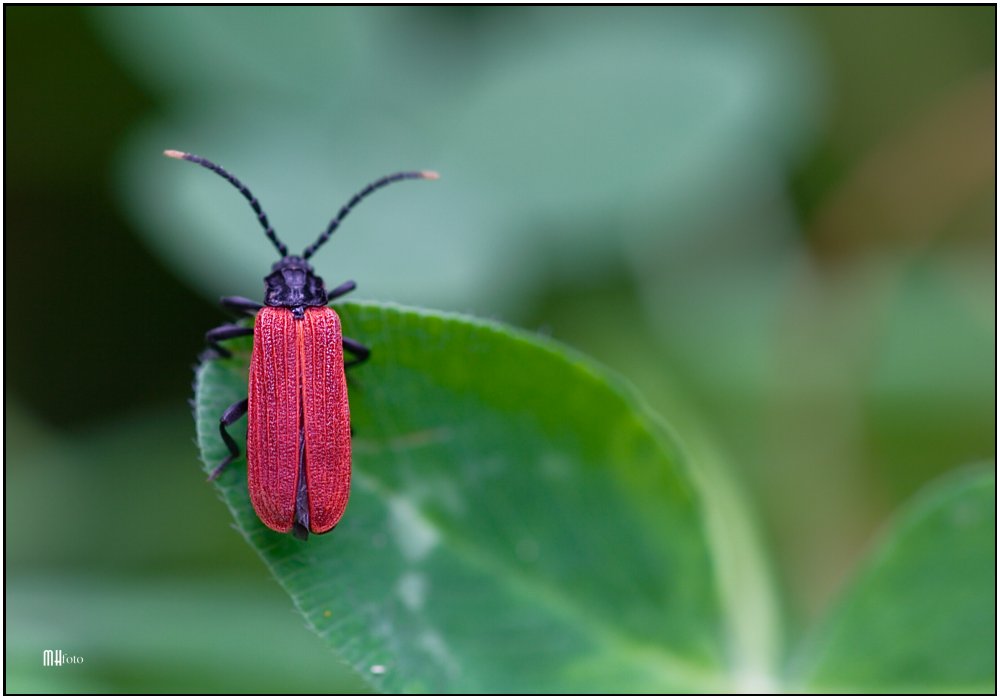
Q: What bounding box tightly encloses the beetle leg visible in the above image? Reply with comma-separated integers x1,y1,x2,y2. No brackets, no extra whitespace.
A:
343,336,370,368
204,323,254,358
208,398,249,481
330,280,366,367
327,280,357,302
220,296,264,316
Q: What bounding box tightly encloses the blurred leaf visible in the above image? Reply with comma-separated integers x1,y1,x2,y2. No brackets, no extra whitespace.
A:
792,466,996,693
93,8,477,107
637,247,799,405
93,7,365,100
636,238,995,621
99,7,823,317
6,575,369,694
865,254,995,497
192,301,760,692
447,7,823,242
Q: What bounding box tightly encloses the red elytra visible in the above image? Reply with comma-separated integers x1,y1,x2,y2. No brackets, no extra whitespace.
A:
248,307,350,534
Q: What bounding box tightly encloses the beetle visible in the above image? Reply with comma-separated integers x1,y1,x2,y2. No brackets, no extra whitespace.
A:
166,150,438,540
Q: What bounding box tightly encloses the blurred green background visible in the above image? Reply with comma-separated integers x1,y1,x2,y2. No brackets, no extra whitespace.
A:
5,6,994,692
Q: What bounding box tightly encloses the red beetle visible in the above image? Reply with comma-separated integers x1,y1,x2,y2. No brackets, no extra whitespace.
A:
167,150,437,539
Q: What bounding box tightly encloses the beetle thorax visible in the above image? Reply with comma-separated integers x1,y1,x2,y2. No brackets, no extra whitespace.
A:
264,256,328,313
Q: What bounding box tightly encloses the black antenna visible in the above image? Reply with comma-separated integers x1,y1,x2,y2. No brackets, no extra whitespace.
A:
164,150,288,257
302,170,439,260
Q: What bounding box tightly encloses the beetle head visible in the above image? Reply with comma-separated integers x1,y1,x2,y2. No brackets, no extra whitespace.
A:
264,256,327,309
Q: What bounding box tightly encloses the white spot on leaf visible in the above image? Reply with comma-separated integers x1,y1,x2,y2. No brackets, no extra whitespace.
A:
388,495,440,561
397,572,427,612
419,630,460,678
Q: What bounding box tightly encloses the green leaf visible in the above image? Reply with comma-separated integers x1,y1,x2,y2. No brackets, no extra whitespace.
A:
194,302,736,692
793,466,996,693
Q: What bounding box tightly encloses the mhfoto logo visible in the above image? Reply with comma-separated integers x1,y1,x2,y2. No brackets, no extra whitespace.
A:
42,650,83,667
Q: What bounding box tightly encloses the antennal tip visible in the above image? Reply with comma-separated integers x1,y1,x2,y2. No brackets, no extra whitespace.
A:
163,149,188,160
420,170,440,180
